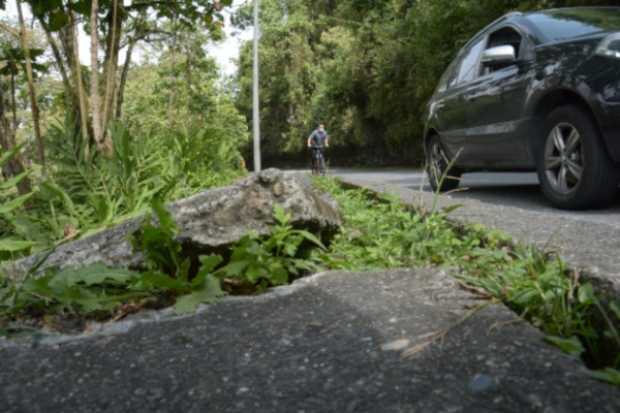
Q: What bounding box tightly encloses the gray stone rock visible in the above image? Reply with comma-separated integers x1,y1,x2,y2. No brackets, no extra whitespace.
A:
6,169,341,277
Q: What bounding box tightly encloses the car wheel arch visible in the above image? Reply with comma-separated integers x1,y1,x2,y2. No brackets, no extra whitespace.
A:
527,88,608,157
529,88,593,120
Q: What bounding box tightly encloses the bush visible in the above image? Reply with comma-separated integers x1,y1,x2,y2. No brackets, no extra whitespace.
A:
1,118,247,253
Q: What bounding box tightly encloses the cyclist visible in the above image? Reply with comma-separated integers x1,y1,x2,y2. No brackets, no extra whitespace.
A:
307,124,329,175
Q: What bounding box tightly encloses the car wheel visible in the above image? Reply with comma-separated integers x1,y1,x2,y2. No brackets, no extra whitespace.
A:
426,135,462,192
537,105,619,210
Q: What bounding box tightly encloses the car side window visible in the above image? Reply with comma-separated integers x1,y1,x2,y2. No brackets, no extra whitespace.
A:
481,26,523,75
455,38,486,85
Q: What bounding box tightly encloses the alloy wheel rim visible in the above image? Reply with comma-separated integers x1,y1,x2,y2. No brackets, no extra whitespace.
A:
544,123,584,195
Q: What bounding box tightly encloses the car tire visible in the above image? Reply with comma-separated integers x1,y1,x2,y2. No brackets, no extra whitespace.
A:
426,135,462,192
536,105,619,210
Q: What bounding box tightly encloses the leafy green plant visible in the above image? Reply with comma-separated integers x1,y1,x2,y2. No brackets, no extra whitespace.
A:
590,368,620,386
0,264,148,320
132,198,188,278
172,255,225,314
0,198,330,332
0,199,223,332
0,145,35,260
132,202,326,307
217,205,325,288
130,198,225,313
544,336,585,357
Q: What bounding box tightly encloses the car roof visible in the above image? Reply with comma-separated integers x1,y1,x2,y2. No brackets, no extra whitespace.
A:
520,7,620,43
458,6,620,53
460,7,620,48
522,6,620,18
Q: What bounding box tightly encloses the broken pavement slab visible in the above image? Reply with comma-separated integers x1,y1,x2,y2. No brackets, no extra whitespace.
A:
7,169,341,277
1,269,617,412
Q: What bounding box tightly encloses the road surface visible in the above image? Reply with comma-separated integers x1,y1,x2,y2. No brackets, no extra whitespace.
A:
332,169,620,228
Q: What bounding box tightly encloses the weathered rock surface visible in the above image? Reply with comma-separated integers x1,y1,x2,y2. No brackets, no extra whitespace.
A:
8,169,341,276
1,269,617,412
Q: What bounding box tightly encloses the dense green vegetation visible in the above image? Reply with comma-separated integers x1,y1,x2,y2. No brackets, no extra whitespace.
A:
235,0,618,165
0,201,323,331
0,0,248,259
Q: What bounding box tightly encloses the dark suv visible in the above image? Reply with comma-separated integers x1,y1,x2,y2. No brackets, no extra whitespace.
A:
424,7,620,209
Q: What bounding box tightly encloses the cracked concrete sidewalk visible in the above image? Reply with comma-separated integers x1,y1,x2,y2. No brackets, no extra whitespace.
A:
1,269,618,413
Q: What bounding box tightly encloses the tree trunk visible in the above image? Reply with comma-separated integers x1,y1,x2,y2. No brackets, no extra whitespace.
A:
16,0,45,172
0,80,31,195
115,39,135,120
9,72,18,138
90,0,111,156
39,17,73,110
102,0,122,129
167,22,179,128
67,9,91,159
184,45,194,92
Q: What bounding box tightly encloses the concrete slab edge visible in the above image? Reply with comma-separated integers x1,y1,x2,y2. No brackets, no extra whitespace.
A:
0,271,335,349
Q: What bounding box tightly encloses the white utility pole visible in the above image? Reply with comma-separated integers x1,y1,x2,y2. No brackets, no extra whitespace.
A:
252,0,261,172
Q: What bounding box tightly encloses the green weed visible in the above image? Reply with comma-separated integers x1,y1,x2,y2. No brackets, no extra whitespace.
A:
216,206,325,290
129,197,225,313
0,201,327,334
0,264,148,318
0,145,35,261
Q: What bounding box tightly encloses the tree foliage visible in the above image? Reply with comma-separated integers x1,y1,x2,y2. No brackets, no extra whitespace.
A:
3,0,231,157
236,0,620,165
0,1,248,258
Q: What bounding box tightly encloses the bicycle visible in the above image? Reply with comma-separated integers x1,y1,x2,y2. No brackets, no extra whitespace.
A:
310,146,327,176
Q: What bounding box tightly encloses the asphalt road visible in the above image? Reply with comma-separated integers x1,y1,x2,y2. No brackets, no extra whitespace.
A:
331,169,620,228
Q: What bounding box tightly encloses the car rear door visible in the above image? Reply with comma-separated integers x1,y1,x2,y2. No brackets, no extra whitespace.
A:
460,25,534,168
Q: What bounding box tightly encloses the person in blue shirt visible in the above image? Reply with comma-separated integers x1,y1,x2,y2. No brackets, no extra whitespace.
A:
307,124,330,149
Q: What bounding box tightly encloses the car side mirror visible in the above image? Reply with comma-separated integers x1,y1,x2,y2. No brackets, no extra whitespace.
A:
481,45,516,66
